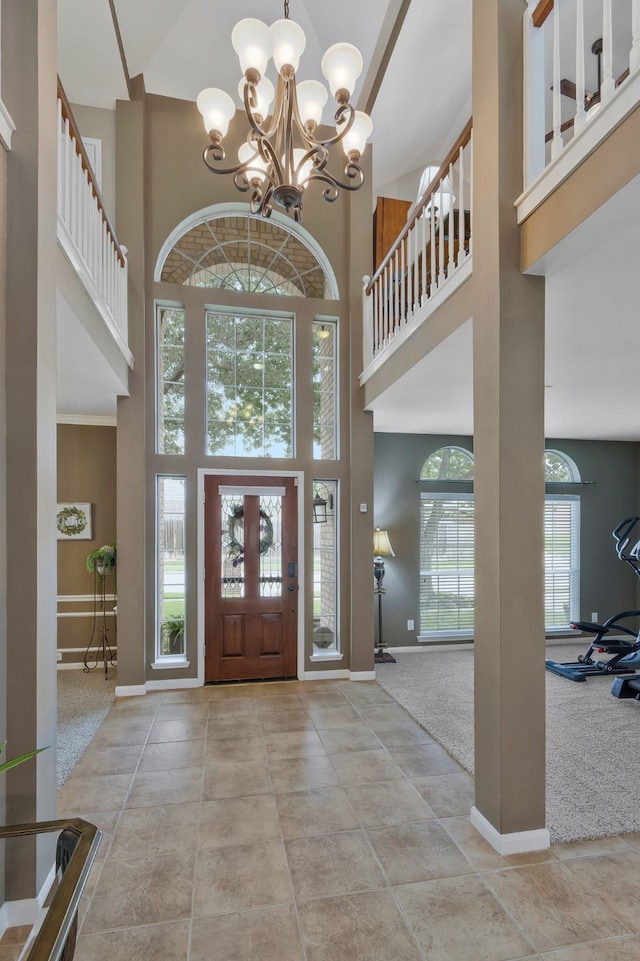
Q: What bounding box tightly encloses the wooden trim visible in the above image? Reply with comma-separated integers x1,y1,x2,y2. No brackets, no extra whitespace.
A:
532,0,554,28
367,117,472,292
57,77,126,268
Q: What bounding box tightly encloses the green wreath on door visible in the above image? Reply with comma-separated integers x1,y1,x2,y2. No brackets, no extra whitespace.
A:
227,504,274,566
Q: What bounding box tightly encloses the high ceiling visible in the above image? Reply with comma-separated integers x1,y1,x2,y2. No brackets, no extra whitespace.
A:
56,1,640,442
57,0,473,197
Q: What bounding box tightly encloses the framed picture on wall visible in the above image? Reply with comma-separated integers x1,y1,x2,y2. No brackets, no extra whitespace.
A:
57,503,93,540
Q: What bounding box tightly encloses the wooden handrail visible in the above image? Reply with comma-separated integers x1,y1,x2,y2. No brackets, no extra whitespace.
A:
367,117,472,294
57,77,125,268
532,0,553,28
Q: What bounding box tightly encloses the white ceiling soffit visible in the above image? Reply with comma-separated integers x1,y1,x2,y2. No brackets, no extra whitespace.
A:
370,0,472,194
369,319,474,436
57,0,129,108
56,291,121,418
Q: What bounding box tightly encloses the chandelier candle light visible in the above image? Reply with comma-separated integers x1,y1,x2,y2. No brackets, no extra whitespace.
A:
196,0,373,222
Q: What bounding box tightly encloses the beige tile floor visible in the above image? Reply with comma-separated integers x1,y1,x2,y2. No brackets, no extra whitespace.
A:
57,679,640,961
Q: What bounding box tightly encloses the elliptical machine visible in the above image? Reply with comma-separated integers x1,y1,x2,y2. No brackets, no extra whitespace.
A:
545,516,640,682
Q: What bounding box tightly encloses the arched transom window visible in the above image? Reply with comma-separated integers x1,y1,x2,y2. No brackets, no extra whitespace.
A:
158,213,335,299
544,449,581,483
420,446,474,481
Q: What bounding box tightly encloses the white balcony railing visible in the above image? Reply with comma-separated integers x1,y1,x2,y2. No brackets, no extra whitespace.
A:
362,120,472,368
523,0,640,197
56,79,130,362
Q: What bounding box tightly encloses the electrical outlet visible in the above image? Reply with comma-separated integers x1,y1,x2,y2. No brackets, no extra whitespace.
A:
591,612,598,622
407,619,414,631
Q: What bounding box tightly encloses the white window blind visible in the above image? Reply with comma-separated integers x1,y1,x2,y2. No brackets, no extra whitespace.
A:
545,495,580,630
420,494,474,636
419,493,580,636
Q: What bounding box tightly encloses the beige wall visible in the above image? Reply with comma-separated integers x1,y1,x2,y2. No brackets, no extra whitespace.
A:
115,90,374,685
69,102,117,215
57,425,117,664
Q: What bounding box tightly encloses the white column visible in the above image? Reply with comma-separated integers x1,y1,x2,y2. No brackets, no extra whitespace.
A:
362,277,374,366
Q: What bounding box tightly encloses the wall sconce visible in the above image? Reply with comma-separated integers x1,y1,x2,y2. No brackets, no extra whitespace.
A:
313,487,328,523
313,485,334,523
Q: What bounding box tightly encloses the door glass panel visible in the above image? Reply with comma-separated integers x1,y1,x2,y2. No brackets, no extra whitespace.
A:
221,494,245,598
259,494,283,598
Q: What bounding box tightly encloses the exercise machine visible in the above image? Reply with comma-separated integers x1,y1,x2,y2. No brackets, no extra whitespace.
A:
545,516,640,682
611,675,640,700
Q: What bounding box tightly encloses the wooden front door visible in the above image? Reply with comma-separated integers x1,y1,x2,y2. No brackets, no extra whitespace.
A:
204,474,298,682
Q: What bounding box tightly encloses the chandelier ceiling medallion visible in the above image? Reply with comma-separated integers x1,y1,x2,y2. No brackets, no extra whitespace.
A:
196,0,373,222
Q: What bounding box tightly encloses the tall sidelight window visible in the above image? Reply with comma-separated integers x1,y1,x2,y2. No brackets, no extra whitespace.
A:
206,310,293,457
419,446,581,636
156,306,185,454
312,480,339,653
157,476,186,659
312,320,338,460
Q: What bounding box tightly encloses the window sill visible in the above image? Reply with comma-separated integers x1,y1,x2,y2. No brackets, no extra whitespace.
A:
150,657,190,670
310,650,344,662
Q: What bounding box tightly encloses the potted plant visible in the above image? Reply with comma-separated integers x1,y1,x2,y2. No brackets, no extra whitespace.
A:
0,741,47,773
161,615,185,655
86,543,117,578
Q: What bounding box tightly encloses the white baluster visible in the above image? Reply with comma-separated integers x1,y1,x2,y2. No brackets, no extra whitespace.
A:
447,162,455,274
468,133,473,256
574,0,586,134
430,202,436,297
419,209,426,305
362,277,374,366
551,4,563,160
524,0,546,185
57,100,63,219
601,0,615,102
438,181,444,286
411,219,420,314
631,0,640,73
394,249,400,330
400,237,405,323
458,143,466,263
384,263,389,343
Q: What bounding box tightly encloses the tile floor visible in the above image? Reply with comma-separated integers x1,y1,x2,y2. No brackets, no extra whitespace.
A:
57,679,640,961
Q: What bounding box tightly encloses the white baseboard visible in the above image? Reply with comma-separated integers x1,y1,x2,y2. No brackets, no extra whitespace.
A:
57,663,87,671
471,806,550,854
114,683,147,697
0,862,56,939
350,670,376,680
146,677,201,692
299,669,349,680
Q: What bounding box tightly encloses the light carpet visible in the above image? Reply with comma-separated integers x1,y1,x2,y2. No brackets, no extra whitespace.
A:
57,670,116,788
376,644,640,844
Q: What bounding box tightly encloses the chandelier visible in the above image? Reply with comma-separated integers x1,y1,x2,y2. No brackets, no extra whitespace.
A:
196,0,373,222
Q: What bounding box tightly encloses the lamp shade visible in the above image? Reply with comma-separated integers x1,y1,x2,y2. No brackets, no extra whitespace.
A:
238,142,268,182
271,18,306,74
196,88,236,137
321,42,363,98
338,110,373,157
238,75,275,118
296,80,328,127
292,148,313,186
373,528,395,558
231,18,272,77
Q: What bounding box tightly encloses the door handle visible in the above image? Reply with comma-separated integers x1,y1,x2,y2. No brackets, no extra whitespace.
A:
287,584,297,592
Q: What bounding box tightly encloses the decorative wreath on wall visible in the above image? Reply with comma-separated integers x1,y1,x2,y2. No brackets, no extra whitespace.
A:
227,504,274,565
56,505,88,536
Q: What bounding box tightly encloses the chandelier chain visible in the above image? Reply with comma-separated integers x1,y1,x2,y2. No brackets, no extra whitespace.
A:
284,0,289,19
